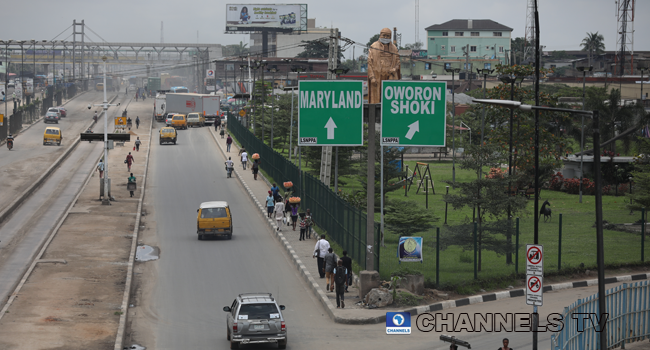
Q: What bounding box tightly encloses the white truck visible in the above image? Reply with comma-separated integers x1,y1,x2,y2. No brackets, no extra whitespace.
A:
154,93,167,122
166,93,220,125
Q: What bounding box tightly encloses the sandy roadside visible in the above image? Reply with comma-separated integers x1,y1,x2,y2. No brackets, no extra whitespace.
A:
0,98,152,349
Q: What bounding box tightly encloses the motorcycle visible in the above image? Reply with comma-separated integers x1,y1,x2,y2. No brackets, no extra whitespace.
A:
7,138,13,150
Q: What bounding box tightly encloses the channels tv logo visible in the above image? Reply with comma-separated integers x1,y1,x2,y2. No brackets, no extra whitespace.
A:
386,312,411,334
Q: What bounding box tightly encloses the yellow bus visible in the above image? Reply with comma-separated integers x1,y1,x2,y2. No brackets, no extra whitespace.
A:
95,83,104,91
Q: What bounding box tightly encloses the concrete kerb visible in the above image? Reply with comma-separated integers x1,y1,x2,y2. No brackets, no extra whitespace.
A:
0,90,88,147
0,94,118,226
114,108,154,350
207,128,340,322
212,131,650,325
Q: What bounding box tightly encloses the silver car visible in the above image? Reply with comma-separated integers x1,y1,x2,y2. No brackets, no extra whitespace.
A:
165,114,174,126
47,107,61,119
223,293,287,349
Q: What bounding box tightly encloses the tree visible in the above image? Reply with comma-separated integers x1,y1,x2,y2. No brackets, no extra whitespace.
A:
295,39,344,61
385,200,438,237
223,41,249,57
580,32,605,69
364,34,380,55
629,138,650,211
510,37,529,65
404,42,423,50
442,144,528,270
590,88,647,155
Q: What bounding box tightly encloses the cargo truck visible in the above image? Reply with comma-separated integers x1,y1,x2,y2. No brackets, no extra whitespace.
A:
165,93,220,125
148,77,161,94
154,92,167,122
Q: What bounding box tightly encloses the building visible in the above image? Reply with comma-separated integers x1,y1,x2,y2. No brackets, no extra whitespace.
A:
250,18,331,57
425,19,512,65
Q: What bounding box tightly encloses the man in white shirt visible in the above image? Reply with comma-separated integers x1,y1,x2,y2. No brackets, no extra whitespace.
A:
274,199,285,231
241,151,248,170
313,235,330,278
224,157,234,178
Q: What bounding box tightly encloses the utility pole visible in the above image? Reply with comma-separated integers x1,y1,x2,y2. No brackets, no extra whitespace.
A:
319,27,338,186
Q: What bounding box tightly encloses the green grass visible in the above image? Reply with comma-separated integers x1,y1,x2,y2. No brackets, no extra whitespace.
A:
231,129,650,293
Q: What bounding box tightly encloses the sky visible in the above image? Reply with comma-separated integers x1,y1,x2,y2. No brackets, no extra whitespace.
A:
1,0,647,59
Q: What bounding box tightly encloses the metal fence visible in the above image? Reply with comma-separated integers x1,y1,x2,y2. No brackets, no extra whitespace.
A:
551,279,650,350
228,116,380,271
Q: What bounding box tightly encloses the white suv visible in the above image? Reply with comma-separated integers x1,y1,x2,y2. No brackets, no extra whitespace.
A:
223,293,287,349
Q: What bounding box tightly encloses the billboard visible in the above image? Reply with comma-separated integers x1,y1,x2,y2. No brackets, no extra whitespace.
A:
226,4,306,32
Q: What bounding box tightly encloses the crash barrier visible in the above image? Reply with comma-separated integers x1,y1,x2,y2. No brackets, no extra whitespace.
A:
228,116,380,271
551,279,650,350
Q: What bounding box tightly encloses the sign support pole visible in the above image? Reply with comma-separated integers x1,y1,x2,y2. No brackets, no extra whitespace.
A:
366,104,376,270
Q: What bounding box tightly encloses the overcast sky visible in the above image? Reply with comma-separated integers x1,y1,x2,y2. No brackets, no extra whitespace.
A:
1,0,647,58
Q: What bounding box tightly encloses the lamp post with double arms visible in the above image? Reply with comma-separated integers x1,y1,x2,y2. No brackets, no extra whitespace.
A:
1,40,11,120
576,66,593,204
18,40,26,105
445,67,461,182
31,40,36,102
641,67,647,104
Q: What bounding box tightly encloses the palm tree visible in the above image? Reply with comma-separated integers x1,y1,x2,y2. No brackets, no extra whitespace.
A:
580,32,605,69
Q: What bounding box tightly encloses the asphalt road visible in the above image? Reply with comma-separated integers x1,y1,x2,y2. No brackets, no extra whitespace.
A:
0,91,128,309
133,124,625,350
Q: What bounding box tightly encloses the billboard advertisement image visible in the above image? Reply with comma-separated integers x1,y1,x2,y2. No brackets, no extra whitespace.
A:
226,4,304,31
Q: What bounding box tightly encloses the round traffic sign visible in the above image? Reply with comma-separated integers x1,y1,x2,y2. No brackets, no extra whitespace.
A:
527,246,542,265
528,276,542,293
207,70,215,77
239,109,246,117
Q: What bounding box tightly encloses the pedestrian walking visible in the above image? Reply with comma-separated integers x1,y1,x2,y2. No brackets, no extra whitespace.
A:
334,260,348,308
290,202,299,230
215,118,219,131
266,191,275,218
299,213,306,241
341,250,353,292
324,248,336,292
274,198,285,231
135,93,138,102
498,338,513,350
270,183,280,202
251,159,259,180
313,235,329,279
125,152,134,171
135,137,141,151
127,173,136,197
220,128,225,138
305,208,314,239
135,116,140,129
96,160,105,178
240,150,248,170
226,135,233,152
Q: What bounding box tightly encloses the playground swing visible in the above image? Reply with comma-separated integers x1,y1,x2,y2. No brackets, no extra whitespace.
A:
413,162,435,195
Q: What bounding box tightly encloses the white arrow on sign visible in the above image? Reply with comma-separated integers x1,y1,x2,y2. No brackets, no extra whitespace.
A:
325,117,337,139
405,120,419,140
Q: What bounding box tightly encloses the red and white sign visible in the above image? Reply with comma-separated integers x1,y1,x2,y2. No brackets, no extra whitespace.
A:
186,98,197,111
526,275,543,306
206,69,215,78
526,244,543,276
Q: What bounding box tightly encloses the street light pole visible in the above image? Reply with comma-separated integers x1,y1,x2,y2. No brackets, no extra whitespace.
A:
269,67,278,149
577,66,592,204
91,55,120,205
641,67,647,103
476,68,493,145
20,40,25,105
2,40,11,122
290,66,304,163
445,67,460,182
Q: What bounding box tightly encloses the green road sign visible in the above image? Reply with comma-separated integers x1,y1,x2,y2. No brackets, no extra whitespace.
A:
380,81,447,147
298,80,363,146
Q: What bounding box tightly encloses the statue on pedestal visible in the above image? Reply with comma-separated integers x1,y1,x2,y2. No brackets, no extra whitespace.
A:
367,27,401,104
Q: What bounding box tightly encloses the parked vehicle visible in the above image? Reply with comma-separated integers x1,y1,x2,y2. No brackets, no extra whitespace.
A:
223,293,287,349
196,201,232,240
159,127,177,145
43,126,62,146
